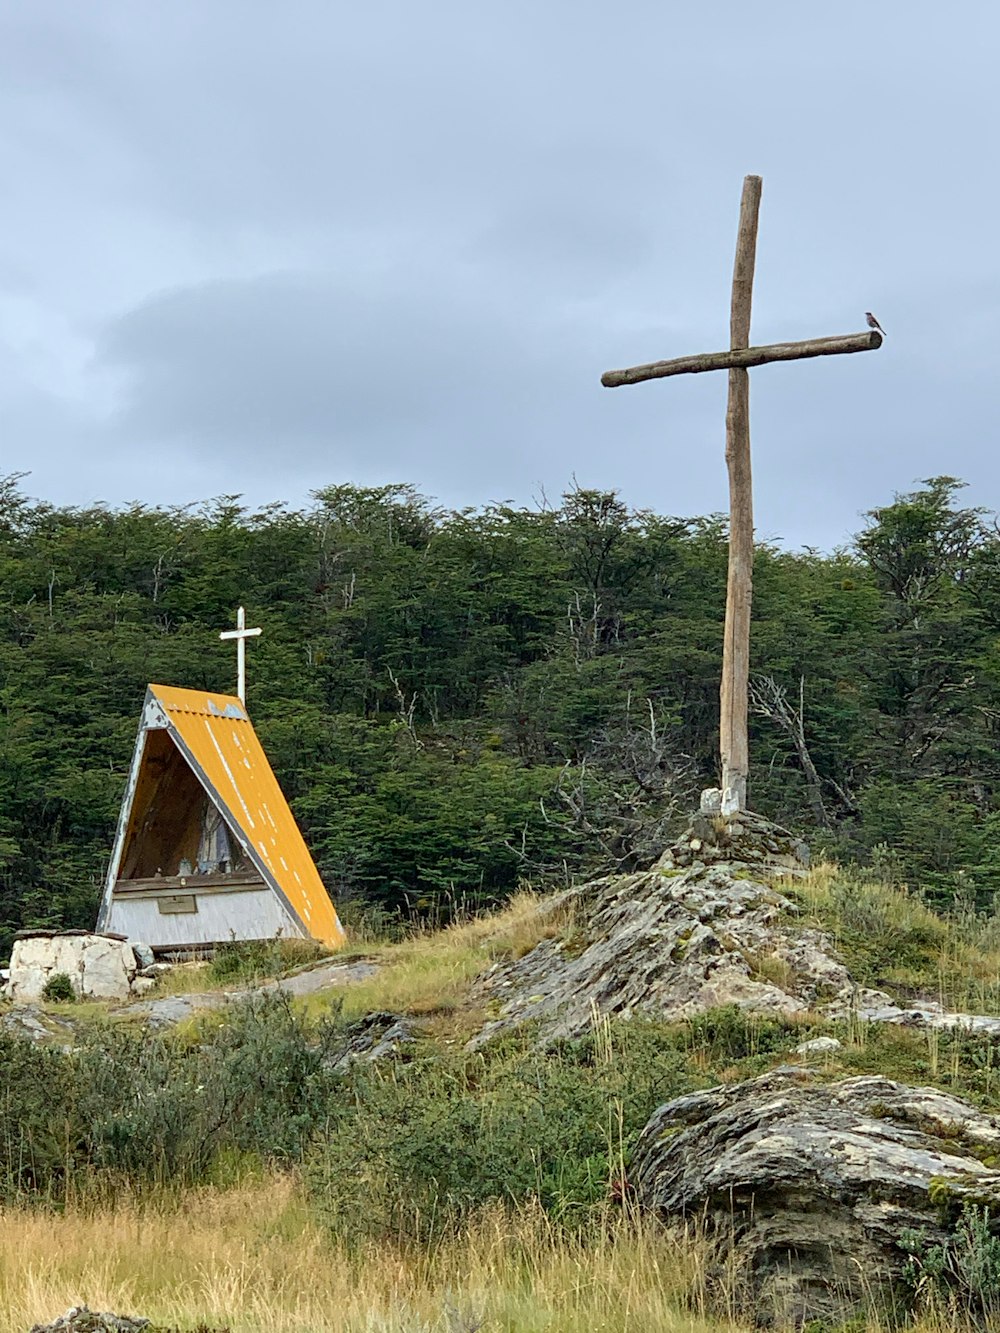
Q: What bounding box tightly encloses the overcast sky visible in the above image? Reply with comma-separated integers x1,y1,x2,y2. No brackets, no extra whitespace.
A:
2,1,998,549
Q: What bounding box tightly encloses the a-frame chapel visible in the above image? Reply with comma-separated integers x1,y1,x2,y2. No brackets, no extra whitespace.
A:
97,682,345,954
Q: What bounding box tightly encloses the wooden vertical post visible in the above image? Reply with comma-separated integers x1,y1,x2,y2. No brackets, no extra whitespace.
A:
600,174,882,818
720,175,762,814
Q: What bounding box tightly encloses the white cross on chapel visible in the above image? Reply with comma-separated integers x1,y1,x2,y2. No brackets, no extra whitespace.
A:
218,606,262,704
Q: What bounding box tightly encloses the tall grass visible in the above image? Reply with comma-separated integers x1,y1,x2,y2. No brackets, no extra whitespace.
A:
5,1179,994,1333
300,890,575,1027
783,863,1000,1014
0,1178,740,1333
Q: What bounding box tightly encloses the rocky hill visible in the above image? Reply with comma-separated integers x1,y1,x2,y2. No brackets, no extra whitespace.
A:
9,810,1000,1328
469,810,1000,1322
474,810,999,1047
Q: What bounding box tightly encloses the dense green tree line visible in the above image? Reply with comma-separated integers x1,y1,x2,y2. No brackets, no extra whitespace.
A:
1,472,998,952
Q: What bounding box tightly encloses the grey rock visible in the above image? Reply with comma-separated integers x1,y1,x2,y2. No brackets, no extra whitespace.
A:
472,826,820,1045
124,991,230,1026
700,787,723,815
136,963,172,979
827,988,1000,1035
632,1068,1000,1325
127,961,172,998
330,1010,416,1069
29,1304,149,1332
8,934,137,1002
130,942,155,970
268,957,378,997
795,1035,842,1054
1,1004,61,1043
658,809,811,873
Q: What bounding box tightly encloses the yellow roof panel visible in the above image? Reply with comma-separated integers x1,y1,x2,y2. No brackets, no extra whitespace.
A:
148,683,345,947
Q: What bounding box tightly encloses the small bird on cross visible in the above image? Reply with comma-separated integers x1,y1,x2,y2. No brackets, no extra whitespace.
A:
865,312,886,337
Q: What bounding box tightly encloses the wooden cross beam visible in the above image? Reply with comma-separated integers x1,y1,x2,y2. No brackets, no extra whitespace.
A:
601,330,881,388
601,175,882,815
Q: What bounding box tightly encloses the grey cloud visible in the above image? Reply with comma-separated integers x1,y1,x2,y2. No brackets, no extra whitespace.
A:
91,261,601,506
2,0,1000,548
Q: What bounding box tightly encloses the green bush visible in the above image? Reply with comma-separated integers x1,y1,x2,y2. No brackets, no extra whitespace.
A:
307,1019,692,1243
0,1034,78,1201
0,993,345,1202
0,993,790,1232
680,1004,798,1064
41,971,76,1003
76,993,343,1183
901,1202,1000,1319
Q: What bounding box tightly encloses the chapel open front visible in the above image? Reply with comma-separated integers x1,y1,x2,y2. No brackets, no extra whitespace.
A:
112,725,264,909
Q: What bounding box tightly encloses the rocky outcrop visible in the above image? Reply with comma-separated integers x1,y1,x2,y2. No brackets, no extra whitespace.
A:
660,808,810,873
632,1068,1000,1325
826,989,1000,1035
28,1310,230,1333
259,956,378,998
29,1307,151,1333
6,933,145,1002
473,814,833,1044
329,1010,416,1069
1,1002,82,1047
473,811,1000,1046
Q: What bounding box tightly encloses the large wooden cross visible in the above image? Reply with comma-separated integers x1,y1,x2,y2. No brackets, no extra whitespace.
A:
601,175,882,815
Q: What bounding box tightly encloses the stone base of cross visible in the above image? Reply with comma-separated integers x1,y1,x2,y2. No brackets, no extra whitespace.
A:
602,176,882,812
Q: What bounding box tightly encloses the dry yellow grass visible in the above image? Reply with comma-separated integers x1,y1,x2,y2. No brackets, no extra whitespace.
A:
132,891,572,1029
0,1177,743,1333
783,861,940,938
781,862,1000,1014
300,890,574,1026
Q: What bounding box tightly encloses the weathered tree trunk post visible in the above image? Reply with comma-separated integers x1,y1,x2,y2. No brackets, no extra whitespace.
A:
720,175,762,814
599,174,882,822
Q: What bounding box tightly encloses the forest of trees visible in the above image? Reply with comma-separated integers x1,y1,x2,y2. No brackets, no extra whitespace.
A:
1,472,999,954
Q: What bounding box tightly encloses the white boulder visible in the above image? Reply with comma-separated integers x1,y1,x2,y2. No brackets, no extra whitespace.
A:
7,933,138,1002
796,1035,843,1055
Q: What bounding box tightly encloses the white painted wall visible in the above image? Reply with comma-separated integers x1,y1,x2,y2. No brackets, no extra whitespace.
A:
105,886,304,950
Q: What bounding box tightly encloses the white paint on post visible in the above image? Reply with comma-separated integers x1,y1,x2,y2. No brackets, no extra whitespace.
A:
219,606,262,704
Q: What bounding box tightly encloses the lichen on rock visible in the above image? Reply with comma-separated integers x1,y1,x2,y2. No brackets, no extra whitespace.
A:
471,812,831,1045
29,1306,151,1333
632,1068,1000,1325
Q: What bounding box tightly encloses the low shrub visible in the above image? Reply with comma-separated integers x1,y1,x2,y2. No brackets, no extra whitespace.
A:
307,1018,692,1243
680,1004,796,1063
41,972,76,1003
0,1034,78,1201
0,993,345,1202
901,1201,1000,1320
